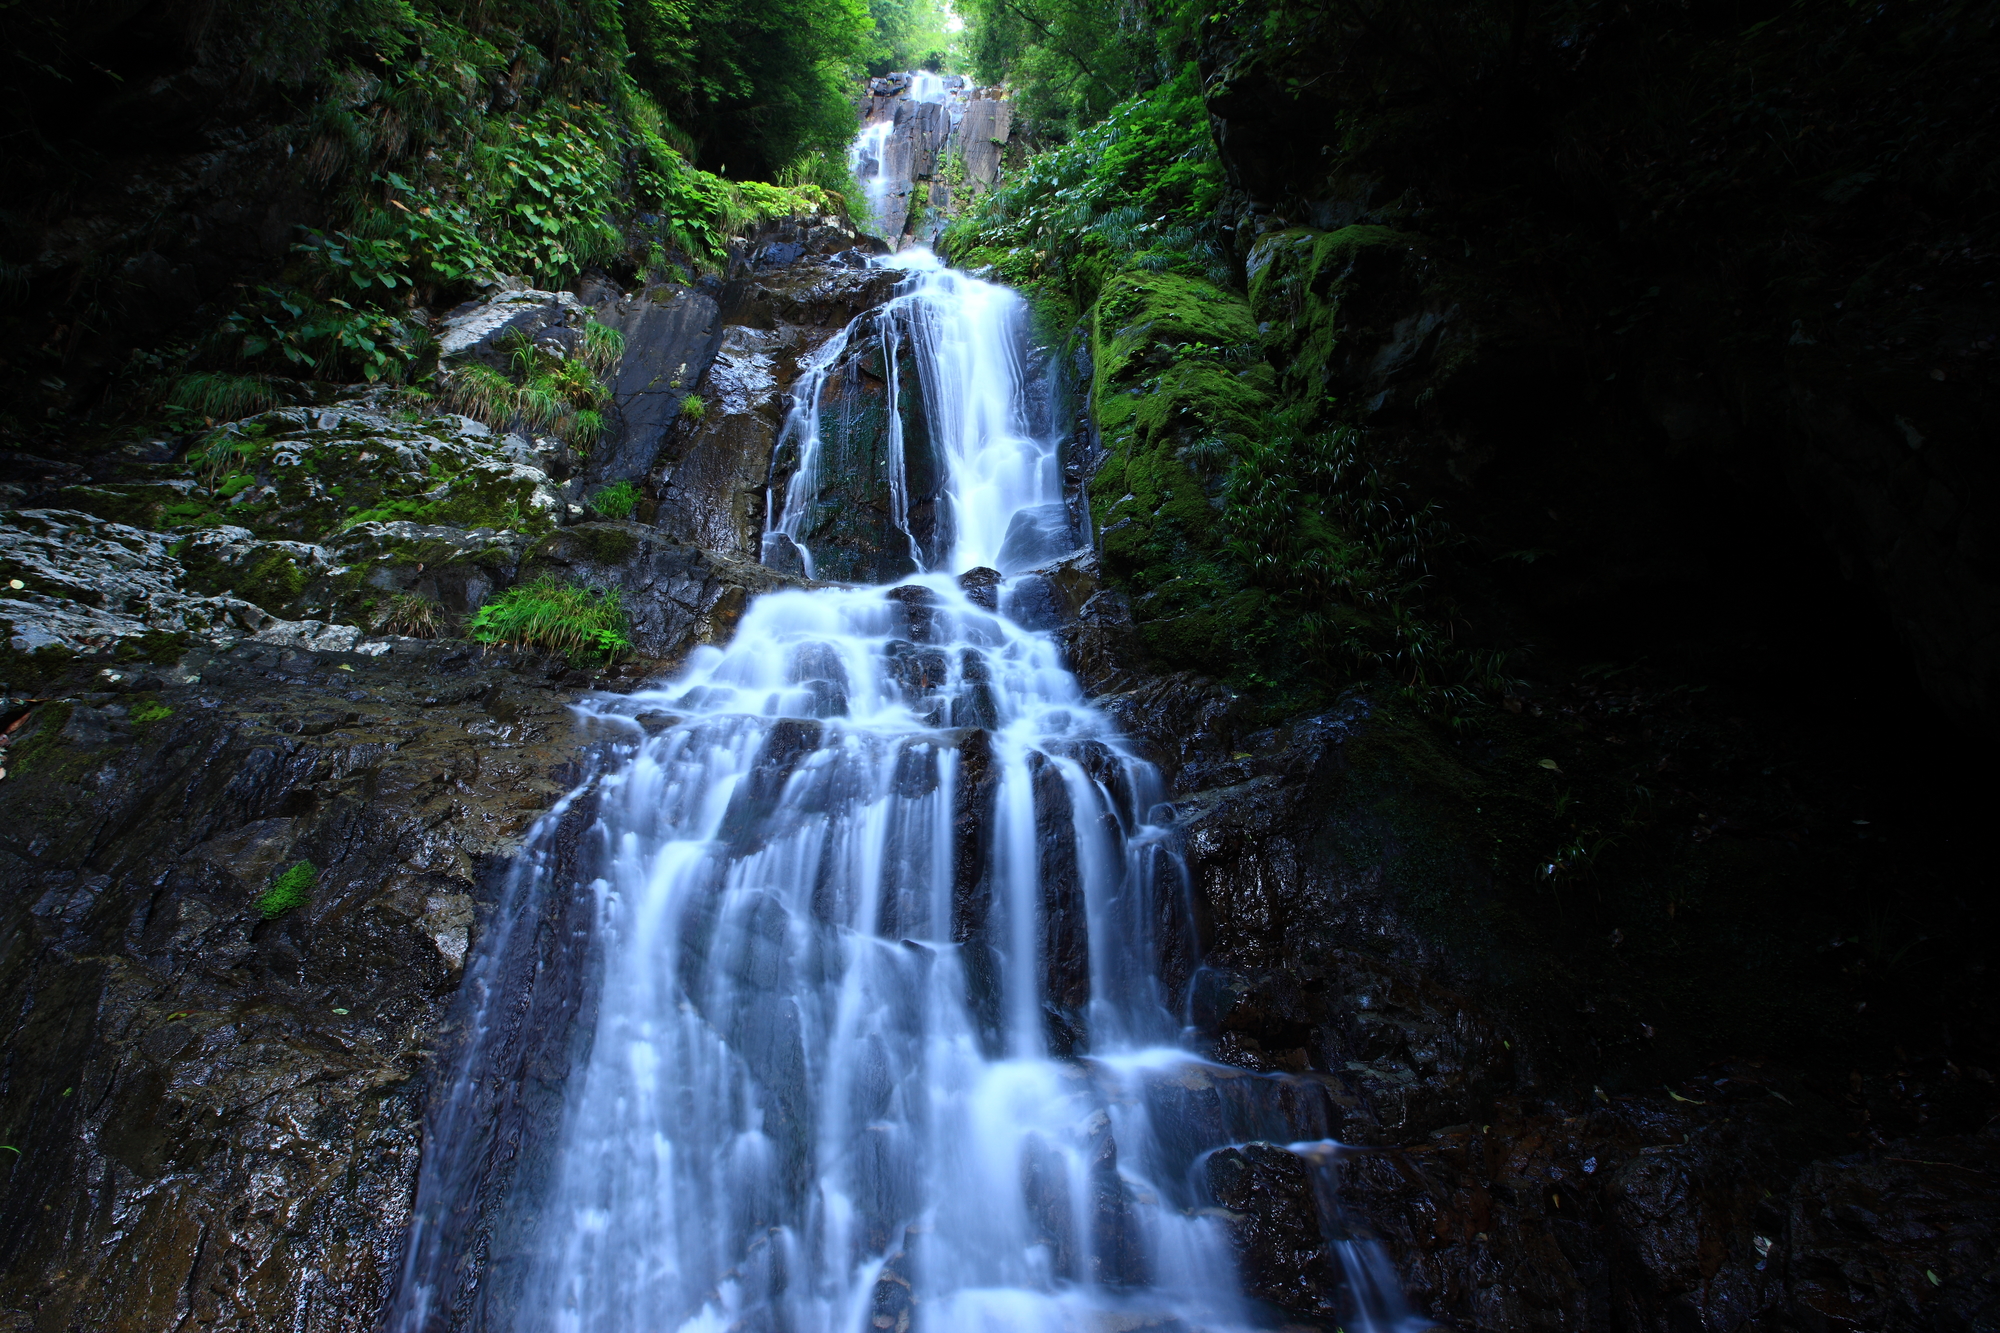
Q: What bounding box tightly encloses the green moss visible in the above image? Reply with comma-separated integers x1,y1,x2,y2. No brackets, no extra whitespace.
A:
128,699,173,724
4,703,73,776
256,861,316,919
0,638,80,692
53,484,198,530
178,537,316,616
1246,225,1431,401
1074,268,1279,673
569,525,639,564
111,631,190,666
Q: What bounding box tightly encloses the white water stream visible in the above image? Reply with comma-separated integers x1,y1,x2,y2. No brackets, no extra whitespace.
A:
388,148,1423,1333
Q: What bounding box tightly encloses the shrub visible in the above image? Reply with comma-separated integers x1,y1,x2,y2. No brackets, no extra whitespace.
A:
257,861,316,918
468,576,632,662
589,480,641,520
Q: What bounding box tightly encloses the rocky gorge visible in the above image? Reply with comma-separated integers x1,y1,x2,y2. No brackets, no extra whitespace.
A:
2,3,1997,1331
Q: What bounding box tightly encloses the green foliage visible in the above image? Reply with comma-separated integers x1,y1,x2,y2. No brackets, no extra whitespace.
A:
256,861,317,919
959,0,1162,137
943,65,1230,298
589,481,643,520
168,373,285,424
867,0,960,74
220,286,429,383
475,109,625,283
113,0,857,420
375,591,445,638
953,49,1493,712
679,392,706,420
622,0,875,179
468,576,633,662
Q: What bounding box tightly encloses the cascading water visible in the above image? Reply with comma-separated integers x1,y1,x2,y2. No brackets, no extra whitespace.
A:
388,239,1425,1333
849,73,961,239
763,251,1066,582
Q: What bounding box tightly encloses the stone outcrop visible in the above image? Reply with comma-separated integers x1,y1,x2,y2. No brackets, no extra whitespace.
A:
0,639,616,1332
436,287,591,368
653,220,901,569
852,73,1012,247
528,521,807,660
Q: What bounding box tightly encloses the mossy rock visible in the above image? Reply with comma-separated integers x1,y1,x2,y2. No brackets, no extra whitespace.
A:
54,482,209,530
175,529,329,619
1079,267,1278,673
183,407,564,546
1245,224,1471,410
0,635,81,693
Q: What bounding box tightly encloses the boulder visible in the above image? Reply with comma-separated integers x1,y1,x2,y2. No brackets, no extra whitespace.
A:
585,285,723,488
437,287,590,368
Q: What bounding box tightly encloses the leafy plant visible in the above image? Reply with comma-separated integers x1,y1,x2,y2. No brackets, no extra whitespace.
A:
589,480,642,519
257,861,317,918
468,576,633,663
679,392,706,420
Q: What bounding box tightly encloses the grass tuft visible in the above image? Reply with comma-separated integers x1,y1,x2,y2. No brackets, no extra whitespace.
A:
169,372,284,421
442,362,517,427
376,591,445,638
581,321,626,375
679,392,705,421
468,576,632,662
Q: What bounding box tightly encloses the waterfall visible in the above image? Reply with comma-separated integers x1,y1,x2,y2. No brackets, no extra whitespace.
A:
848,73,962,240
387,213,1424,1333
763,252,1069,582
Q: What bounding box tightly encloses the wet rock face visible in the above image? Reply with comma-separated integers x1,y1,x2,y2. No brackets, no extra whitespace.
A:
1205,1143,1345,1319
527,521,807,661
764,299,953,584
0,639,607,1333
1009,558,2000,1331
586,285,723,490
632,224,898,567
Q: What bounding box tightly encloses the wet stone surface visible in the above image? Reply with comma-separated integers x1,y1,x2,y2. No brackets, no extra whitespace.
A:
0,640,621,1332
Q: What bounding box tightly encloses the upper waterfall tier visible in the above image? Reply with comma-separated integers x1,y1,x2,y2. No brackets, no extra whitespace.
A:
850,72,1012,246
762,251,1084,583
